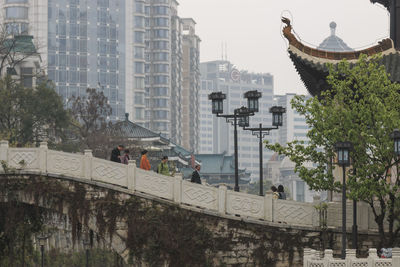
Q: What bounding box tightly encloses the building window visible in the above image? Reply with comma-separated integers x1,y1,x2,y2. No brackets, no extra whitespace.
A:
134,77,144,89
135,62,144,74
135,2,144,13
134,16,144,28
153,6,168,15
21,68,33,88
134,47,144,59
135,108,143,120
6,7,28,19
134,31,144,43
134,93,144,104
296,181,305,202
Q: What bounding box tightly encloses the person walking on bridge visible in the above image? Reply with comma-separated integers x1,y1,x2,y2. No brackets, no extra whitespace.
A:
278,184,286,200
191,164,201,184
157,156,170,176
110,145,124,163
140,150,151,170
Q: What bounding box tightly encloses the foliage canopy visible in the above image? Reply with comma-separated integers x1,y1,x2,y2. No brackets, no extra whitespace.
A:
266,55,400,247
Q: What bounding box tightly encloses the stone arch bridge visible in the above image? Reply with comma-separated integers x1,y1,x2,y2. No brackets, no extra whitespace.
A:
0,141,383,266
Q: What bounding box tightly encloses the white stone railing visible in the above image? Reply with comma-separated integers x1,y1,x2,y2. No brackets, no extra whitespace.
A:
0,141,384,229
304,248,400,267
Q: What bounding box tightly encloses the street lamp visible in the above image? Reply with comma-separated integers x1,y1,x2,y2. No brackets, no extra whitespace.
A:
335,141,352,259
36,233,51,267
83,236,91,267
209,90,261,192
241,106,286,196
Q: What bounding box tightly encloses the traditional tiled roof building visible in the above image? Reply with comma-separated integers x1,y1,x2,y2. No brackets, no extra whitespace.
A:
282,0,400,96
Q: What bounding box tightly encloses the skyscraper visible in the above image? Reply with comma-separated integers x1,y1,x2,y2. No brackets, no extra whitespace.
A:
2,0,127,120
1,0,196,143
199,60,275,182
181,18,200,153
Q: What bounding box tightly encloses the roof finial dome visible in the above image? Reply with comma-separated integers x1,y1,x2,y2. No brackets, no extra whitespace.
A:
330,21,337,36
317,21,353,52
125,113,129,121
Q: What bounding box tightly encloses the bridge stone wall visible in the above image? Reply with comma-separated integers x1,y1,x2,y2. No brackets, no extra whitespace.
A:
0,141,385,266
0,140,382,231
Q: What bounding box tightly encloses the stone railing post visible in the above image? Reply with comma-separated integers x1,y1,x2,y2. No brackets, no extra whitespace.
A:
128,160,136,191
392,247,400,267
39,141,48,172
84,149,92,180
313,195,321,227
218,184,227,214
324,249,333,265
368,248,378,267
346,249,356,266
264,192,273,222
173,173,182,203
0,140,9,163
303,248,312,267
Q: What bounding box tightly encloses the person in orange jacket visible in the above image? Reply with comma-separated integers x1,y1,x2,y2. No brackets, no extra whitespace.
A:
140,150,151,170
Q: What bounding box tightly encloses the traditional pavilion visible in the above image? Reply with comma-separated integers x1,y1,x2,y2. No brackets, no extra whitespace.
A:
181,152,251,190
107,113,198,171
282,0,400,96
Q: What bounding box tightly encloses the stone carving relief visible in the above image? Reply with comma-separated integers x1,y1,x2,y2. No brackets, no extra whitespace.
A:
93,162,126,181
226,193,263,218
48,152,82,176
9,151,37,167
275,202,313,225
136,174,171,196
183,187,216,204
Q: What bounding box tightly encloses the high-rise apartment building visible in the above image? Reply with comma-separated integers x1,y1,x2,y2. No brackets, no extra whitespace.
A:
199,60,275,182
267,93,318,202
1,0,197,143
273,94,310,146
181,18,200,153
1,0,128,120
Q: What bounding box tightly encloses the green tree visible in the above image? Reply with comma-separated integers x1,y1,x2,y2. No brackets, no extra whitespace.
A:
0,76,70,146
265,55,400,247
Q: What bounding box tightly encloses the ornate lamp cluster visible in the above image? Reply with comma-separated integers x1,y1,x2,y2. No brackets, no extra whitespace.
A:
208,90,285,194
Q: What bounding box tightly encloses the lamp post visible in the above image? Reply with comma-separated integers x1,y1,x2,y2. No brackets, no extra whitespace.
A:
352,167,358,251
240,106,286,196
335,141,352,259
209,90,261,192
36,233,50,267
83,237,91,267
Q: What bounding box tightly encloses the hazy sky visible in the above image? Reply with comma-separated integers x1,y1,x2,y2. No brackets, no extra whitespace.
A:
179,0,389,95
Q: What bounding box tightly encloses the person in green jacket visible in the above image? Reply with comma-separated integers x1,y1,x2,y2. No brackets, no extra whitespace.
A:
157,156,170,176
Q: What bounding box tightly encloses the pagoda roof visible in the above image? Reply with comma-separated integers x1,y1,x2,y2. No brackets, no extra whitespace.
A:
107,113,169,144
282,17,400,96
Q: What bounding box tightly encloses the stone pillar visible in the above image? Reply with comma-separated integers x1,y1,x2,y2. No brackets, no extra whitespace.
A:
218,184,227,215
346,248,356,265
264,192,273,222
303,248,312,267
39,141,48,172
392,247,400,267
324,249,333,265
128,160,136,191
173,173,182,203
0,140,9,163
84,149,92,180
368,248,378,267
